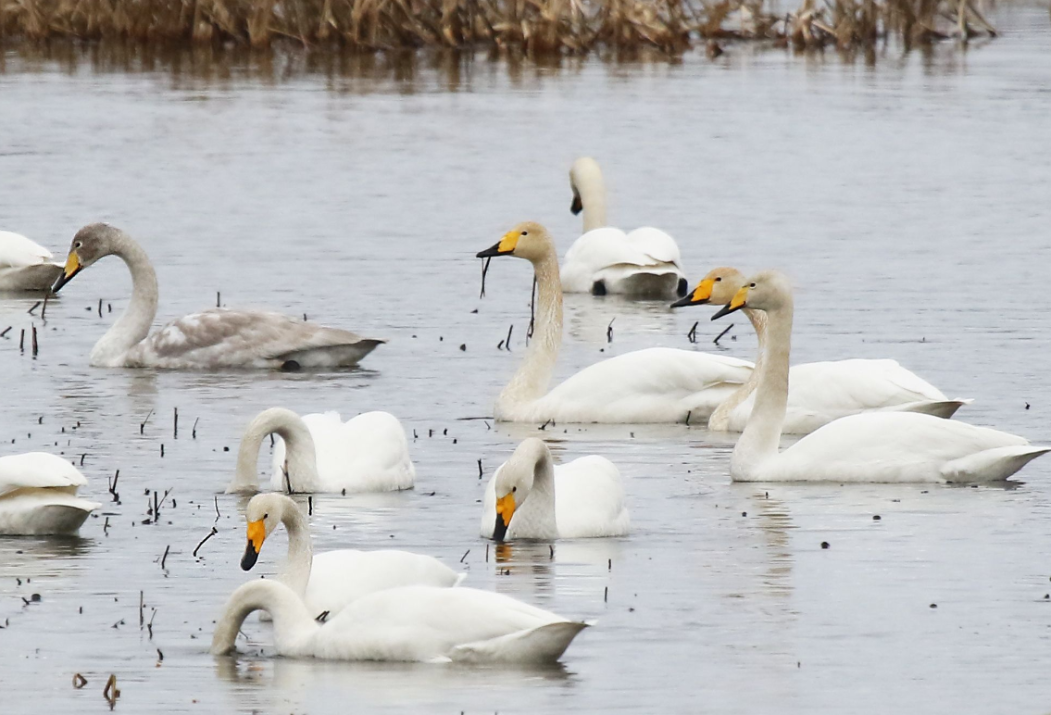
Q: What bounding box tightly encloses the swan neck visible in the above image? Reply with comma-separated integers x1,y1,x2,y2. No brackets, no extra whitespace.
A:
231,410,319,493
732,301,792,477
91,235,158,365
522,453,559,537
578,172,608,232
279,501,313,598
497,253,562,416
211,581,317,656
709,308,767,430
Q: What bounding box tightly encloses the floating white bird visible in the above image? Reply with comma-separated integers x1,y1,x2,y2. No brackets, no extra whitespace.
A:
0,453,100,535
480,438,630,540
712,270,1049,483
561,157,687,299
212,579,589,663
477,222,752,423
0,231,63,292
51,223,383,369
673,266,969,433
239,493,464,620
228,408,414,494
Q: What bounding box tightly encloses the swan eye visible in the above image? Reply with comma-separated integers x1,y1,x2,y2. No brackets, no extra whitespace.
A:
749,283,756,288
512,486,517,493
521,231,528,237
74,241,82,249
715,277,721,282
263,513,268,519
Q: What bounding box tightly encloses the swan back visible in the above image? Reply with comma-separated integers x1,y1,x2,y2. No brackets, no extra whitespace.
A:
0,453,86,497
0,231,54,267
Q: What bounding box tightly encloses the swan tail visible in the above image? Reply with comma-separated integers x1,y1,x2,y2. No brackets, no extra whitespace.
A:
941,445,1051,483
276,340,383,368
448,621,589,664
881,398,973,420
597,264,684,299
452,573,468,587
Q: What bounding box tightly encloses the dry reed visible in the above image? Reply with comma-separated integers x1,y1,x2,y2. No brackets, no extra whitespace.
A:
0,0,999,52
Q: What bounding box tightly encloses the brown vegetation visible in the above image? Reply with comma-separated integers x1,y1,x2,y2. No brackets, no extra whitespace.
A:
0,0,998,52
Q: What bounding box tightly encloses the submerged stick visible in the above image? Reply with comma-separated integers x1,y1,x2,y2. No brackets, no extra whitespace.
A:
713,324,734,346
687,321,698,344
479,257,492,299
193,527,218,558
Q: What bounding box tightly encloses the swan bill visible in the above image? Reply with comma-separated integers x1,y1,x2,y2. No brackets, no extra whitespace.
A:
476,230,520,259
51,251,82,293
241,518,266,571
670,277,715,308
570,194,583,215
493,492,516,541
712,285,749,320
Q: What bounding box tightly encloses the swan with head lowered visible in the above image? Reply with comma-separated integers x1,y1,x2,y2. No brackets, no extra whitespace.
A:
212,578,589,664
228,408,414,494
561,157,688,299
480,438,630,541
477,222,752,423
51,223,383,369
0,231,63,292
672,267,969,434
0,453,100,535
239,494,464,621
711,270,1049,483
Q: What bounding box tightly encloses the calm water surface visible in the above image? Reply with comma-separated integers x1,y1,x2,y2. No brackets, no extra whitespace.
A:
1,7,1050,713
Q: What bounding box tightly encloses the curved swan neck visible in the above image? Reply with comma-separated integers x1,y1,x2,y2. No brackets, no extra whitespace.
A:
577,168,608,232
278,499,313,598
91,233,159,365
211,580,318,656
230,409,320,493
709,308,768,430
497,252,563,416
732,300,793,477
518,450,558,538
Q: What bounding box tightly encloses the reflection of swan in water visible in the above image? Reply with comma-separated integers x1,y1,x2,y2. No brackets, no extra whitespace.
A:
562,292,685,347
214,652,574,710
490,538,627,602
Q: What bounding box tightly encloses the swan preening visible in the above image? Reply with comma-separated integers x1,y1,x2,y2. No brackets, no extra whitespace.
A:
0,231,63,292
562,157,687,299
480,438,630,541
240,494,463,620
0,453,100,535
212,579,588,663
710,271,1049,483
51,223,384,369
228,408,415,494
673,267,968,434
477,222,752,423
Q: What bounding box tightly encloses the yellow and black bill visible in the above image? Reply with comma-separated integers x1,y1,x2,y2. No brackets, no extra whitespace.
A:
670,278,715,309
492,492,516,542
711,285,749,320
476,229,522,259
240,519,266,571
51,251,83,293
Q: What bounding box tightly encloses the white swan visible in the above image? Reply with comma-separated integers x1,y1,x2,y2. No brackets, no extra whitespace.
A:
561,157,688,299
0,453,100,535
212,579,588,663
0,231,63,292
477,222,752,423
51,223,384,369
712,270,1049,483
480,438,630,541
240,494,464,620
227,408,414,494
673,267,969,434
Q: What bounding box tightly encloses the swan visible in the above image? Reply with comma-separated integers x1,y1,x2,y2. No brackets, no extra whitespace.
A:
480,438,630,541
0,231,63,292
673,267,969,434
476,222,752,423
227,408,414,494
711,270,1049,483
561,157,688,299
212,579,589,664
239,493,464,620
51,223,384,369
0,453,101,535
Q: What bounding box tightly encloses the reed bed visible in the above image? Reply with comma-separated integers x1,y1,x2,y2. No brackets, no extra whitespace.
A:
0,0,998,52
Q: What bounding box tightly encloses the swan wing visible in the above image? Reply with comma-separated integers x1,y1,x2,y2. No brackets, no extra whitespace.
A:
553,456,630,538
0,453,86,497
0,231,56,268
759,412,1039,483
531,347,752,423
625,226,682,266
562,228,685,296
0,490,100,535
124,309,384,369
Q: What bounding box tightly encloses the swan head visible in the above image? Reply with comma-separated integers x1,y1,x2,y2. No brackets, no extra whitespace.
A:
240,493,289,571
477,222,554,264
671,267,746,309
569,157,602,215
52,223,124,293
712,270,791,319
491,438,552,541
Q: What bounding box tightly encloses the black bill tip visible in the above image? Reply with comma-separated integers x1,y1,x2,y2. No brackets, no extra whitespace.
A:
240,541,259,571
570,195,583,215
51,269,78,294
492,513,508,542
711,302,740,321
671,294,706,309
476,242,505,259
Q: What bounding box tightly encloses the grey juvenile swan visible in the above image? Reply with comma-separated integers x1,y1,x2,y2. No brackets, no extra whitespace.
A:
53,223,383,369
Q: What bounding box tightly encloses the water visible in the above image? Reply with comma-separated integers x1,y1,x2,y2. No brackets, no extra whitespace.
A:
2,7,1051,712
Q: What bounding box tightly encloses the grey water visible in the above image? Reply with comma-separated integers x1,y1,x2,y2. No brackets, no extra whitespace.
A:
1,5,1051,713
